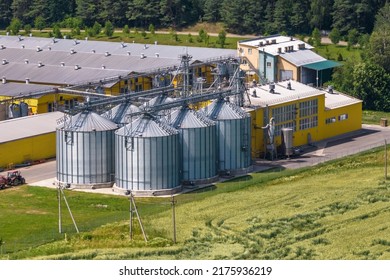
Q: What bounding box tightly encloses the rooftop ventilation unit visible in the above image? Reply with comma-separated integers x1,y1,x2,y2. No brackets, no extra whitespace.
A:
36,46,42,52
91,49,95,53
70,48,76,54
277,47,282,53
73,39,79,45
269,83,275,94
154,41,158,45
287,81,292,90
101,65,106,69
74,65,80,70
271,39,277,44
140,53,146,59
18,35,22,41
105,51,110,57
259,41,264,46
21,44,25,48
2,59,8,65
85,37,88,41
48,46,51,50
2,76,6,84
24,59,29,64
25,78,30,84
143,44,148,49
52,37,57,43
327,85,334,94
0,45,4,50
127,51,131,56
60,62,65,66
298,43,305,50
121,42,126,48
155,53,159,58
38,61,44,68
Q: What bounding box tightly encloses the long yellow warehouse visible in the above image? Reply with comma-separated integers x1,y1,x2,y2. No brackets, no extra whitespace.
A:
247,80,362,158
0,112,63,168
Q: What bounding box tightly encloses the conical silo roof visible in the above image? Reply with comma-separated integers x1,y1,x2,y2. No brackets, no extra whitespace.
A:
61,111,118,131
101,103,141,124
169,107,215,129
139,95,175,109
203,99,248,120
116,114,178,137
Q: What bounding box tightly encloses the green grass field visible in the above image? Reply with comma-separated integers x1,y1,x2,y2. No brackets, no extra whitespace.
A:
314,44,362,62
1,147,390,260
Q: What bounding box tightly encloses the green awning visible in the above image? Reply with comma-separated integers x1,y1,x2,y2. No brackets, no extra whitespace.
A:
303,60,341,71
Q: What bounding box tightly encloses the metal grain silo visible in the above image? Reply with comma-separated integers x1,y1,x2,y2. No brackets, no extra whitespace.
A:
202,99,252,175
56,110,118,188
168,107,218,184
115,114,181,195
101,102,140,126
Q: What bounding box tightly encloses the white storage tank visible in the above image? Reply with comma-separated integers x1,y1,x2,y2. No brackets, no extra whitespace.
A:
56,110,118,188
168,107,218,185
202,99,252,175
281,127,294,157
115,114,181,194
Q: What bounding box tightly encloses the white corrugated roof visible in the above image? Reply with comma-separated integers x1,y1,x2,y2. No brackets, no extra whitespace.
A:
0,111,63,143
279,49,326,67
248,80,361,108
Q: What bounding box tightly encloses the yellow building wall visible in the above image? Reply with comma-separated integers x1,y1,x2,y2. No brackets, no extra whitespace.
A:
277,58,299,81
37,94,81,114
323,102,362,139
0,133,56,168
249,108,265,158
238,44,259,72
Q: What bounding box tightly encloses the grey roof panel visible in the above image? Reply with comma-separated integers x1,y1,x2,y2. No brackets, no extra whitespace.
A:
0,82,54,97
279,49,326,67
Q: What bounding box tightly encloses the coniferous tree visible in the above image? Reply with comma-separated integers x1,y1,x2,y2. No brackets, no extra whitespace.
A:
0,0,13,28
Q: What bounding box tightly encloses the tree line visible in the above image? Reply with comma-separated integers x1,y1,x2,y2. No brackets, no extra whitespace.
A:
0,0,387,36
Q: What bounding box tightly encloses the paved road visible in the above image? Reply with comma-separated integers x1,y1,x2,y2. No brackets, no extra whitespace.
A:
253,124,390,170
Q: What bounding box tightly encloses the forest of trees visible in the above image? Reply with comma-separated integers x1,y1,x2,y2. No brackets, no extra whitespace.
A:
0,0,387,36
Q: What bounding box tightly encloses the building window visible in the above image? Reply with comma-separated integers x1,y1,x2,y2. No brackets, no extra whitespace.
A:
339,114,348,121
299,99,318,118
267,62,272,67
272,104,297,124
248,48,252,55
242,59,247,65
325,117,336,124
299,116,318,130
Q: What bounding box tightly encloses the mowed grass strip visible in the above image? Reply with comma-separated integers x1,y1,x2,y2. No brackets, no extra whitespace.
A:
2,148,390,259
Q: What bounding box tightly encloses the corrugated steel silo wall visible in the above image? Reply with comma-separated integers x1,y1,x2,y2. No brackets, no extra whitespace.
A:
180,125,217,182
56,129,115,184
216,115,251,171
115,133,180,190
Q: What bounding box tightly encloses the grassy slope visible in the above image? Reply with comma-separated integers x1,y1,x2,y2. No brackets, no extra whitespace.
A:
2,148,390,260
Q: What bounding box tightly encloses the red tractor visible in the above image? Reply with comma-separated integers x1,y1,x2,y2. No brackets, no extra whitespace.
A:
0,171,26,189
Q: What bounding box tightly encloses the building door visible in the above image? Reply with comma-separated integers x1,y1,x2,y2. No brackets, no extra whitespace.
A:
280,70,293,81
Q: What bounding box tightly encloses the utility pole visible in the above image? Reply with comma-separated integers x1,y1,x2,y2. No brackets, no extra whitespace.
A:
385,140,388,181
58,186,62,233
129,194,133,240
171,195,177,244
